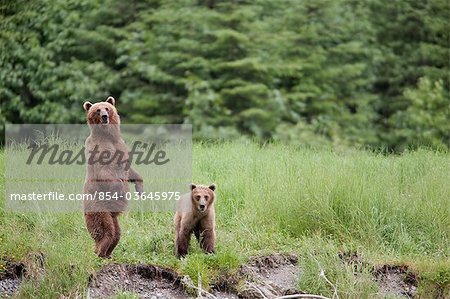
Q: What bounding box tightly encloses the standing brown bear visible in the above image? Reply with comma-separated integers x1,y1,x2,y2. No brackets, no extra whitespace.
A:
174,184,216,258
83,96,143,258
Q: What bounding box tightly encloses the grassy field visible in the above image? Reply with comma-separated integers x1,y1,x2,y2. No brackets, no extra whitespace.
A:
1,142,449,298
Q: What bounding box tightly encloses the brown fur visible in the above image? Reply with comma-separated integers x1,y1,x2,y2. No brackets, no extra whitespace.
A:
83,96,143,258
174,184,216,258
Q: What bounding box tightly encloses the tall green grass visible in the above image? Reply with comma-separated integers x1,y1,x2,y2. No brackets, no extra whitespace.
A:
0,142,449,298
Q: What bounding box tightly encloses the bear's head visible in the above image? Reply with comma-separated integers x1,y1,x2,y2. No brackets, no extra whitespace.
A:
190,183,216,212
83,96,120,126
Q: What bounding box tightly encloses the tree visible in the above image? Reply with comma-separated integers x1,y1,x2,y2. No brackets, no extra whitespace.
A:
392,78,450,150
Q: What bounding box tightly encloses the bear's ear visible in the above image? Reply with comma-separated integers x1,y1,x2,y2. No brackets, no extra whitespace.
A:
208,183,216,191
106,96,115,106
190,183,197,191
83,101,93,112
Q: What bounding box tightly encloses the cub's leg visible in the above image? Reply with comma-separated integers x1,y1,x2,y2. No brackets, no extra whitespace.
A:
85,212,115,258
176,227,192,258
193,223,201,242
106,213,121,257
199,221,215,254
174,215,181,256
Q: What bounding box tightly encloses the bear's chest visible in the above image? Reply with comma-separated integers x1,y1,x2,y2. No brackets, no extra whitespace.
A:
86,139,129,171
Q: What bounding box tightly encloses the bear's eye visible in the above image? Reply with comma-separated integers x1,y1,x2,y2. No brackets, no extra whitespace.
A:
204,196,209,201
105,108,109,111
96,109,100,113
195,195,201,201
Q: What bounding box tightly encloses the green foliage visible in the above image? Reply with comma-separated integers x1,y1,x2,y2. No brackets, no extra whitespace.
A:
392,78,450,151
419,261,450,298
1,0,448,150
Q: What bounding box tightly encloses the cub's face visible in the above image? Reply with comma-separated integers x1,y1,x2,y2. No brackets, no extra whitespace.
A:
83,96,119,125
191,184,216,212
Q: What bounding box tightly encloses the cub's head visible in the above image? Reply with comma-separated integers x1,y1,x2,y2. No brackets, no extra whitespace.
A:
83,96,120,125
191,183,216,212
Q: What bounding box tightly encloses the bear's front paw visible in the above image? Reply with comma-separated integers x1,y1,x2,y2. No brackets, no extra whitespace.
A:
176,249,188,259
135,183,144,195
97,252,112,259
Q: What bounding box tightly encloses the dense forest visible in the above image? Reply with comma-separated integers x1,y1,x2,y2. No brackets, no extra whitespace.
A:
1,0,449,151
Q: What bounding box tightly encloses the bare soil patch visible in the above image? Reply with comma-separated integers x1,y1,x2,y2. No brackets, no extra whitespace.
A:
213,253,302,299
339,251,418,298
88,264,186,299
0,258,25,298
374,264,418,298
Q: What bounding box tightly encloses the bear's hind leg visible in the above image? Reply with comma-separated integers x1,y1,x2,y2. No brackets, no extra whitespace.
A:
92,213,115,258
193,223,201,242
200,228,215,254
176,228,191,258
105,214,121,257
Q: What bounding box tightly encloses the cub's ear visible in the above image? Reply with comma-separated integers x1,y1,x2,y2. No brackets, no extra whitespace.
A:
190,183,197,191
106,96,115,106
83,101,93,112
208,183,216,191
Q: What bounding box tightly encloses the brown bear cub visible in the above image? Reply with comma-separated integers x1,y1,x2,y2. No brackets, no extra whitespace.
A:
83,96,143,258
174,184,216,258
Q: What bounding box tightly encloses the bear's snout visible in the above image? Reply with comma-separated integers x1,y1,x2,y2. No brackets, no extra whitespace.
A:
100,111,109,124
199,204,206,211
